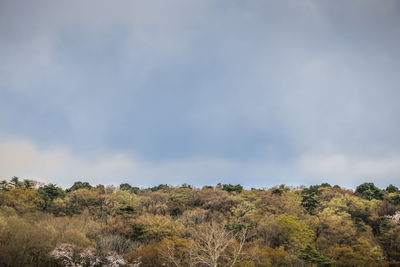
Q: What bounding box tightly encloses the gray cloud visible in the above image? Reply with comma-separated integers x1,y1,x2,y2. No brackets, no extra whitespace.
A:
1,0,399,187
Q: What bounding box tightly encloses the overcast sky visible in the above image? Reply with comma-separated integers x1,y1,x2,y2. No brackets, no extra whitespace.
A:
1,0,400,188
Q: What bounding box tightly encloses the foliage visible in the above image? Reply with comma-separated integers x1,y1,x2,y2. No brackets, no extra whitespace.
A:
0,187,45,213
386,184,399,193
66,181,92,192
129,223,148,242
119,183,140,194
150,184,171,192
0,177,398,266
276,214,314,252
301,185,322,214
255,246,289,267
222,184,243,194
355,182,384,200
299,244,335,267
38,184,66,207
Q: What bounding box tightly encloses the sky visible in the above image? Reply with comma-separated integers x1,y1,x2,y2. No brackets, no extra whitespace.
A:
1,0,400,188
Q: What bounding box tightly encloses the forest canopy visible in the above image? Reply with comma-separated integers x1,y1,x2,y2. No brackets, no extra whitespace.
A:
0,177,399,266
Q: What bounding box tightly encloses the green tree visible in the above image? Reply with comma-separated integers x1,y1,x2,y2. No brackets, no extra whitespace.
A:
129,223,148,242
38,184,66,206
22,179,35,189
355,182,384,200
66,181,92,192
386,184,399,193
120,183,140,194
301,185,321,214
299,244,335,267
222,184,243,194
9,176,22,188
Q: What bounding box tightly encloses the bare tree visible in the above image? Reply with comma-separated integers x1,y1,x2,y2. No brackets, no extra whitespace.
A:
228,228,247,267
191,221,247,267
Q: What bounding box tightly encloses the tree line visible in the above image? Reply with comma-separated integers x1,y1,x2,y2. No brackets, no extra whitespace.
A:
0,177,399,266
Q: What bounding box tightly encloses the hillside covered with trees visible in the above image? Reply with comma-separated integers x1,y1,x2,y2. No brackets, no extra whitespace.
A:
0,177,400,266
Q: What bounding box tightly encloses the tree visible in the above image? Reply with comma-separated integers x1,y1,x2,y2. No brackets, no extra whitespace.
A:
0,214,61,266
276,214,315,252
333,240,387,266
299,244,335,267
388,194,400,205
66,181,92,192
255,246,289,267
9,176,22,188
61,188,104,216
386,184,399,193
38,184,66,204
191,221,246,267
0,187,44,213
222,184,243,194
124,241,163,266
355,182,384,200
22,179,35,189
120,183,140,194
301,185,321,214
129,223,147,242
313,208,357,255
301,194,320,214
151,184,170,192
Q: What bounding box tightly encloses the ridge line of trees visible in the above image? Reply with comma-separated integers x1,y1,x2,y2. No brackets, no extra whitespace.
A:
0,177,399,266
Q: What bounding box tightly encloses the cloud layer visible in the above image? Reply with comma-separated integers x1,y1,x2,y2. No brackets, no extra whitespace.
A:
1,1,400,187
